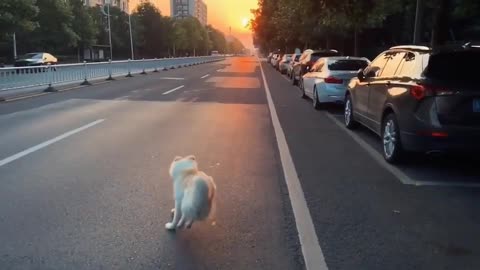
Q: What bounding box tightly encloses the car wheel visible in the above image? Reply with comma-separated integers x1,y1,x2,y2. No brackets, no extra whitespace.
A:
344,95,358,129
292,74,298,86
382,113,404,163
313,86,323,110
300,78,306,99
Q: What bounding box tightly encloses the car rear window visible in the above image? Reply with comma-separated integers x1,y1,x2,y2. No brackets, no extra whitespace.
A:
311,51,340,62
425,51,480,85
328,59,369,71
294,55,300,61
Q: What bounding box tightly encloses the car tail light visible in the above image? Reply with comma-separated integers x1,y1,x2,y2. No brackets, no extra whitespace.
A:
417,131,449,137
324,76,343,84
410,84,454,100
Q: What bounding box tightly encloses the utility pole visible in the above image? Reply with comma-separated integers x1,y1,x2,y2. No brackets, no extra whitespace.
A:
128,13,134,60
13,32,17,60
107,3,113,60
413,0,424,44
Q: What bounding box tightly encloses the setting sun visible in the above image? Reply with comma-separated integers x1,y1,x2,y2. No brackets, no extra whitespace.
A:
242,17,250,28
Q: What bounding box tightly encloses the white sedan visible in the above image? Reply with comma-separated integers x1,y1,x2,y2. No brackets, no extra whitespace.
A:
301,56,370,109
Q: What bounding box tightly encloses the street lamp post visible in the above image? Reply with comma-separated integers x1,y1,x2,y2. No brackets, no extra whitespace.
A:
13,32,17,60
128,13,134,60
101,2,113,60
107,3,113,60
413,0,424,44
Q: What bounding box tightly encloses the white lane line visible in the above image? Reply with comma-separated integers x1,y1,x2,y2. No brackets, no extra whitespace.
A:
282,75,290,82
326,113,480,187
115,95,130,100
325,113,415,185
162,85,185,95
160,77,185,80
216,69,223,72
259,60,329,270
0,119,105,168
201,74,210,79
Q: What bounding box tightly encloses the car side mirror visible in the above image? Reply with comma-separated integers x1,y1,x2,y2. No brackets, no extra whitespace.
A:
357,69,365,81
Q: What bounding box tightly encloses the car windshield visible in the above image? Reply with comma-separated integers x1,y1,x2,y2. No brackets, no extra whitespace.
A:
19,53,42,60
328,59,369,71
424,51,480,85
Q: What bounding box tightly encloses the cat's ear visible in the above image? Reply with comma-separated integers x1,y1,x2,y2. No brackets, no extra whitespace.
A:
187,155,196,161
173,156,182,161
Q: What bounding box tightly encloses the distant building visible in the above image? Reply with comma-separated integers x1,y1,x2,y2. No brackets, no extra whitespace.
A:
170,0,208,26
83,0,129,13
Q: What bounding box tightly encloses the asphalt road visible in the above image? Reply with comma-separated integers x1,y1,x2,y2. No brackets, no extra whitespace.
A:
1,57,479,270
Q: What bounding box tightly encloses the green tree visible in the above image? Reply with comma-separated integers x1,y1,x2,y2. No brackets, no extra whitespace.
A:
30,0,78,52
132,2,173,58
69,0,97,59
227,36,245,54
0,0,38,39
207,25,227,54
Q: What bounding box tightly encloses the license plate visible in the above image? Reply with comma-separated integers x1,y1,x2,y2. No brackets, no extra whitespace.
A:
474,99,480,112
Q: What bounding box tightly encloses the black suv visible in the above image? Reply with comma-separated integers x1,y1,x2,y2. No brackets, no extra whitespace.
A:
345,44,480,163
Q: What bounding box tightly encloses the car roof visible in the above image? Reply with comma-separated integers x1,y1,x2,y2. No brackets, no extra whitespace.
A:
389,45,431,51
322,56,369,61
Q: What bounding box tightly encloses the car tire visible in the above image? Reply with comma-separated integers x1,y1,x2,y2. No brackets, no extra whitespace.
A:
292,74,298,86
382,113,405,163
300,78,306,99
313,86,323,110
344,95,358,129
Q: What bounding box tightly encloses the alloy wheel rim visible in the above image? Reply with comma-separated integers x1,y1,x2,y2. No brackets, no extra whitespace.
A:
383,120,396,158
345,99,352,125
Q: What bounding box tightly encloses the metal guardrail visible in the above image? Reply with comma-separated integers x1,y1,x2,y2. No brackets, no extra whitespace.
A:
0,56,224,94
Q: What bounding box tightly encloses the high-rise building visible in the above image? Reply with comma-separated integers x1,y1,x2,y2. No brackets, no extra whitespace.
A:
170,0,208,26
84,0,129,13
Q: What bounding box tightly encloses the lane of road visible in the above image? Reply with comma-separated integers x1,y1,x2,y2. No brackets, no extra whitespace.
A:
2,56,480,270
262,60,480,270
0,58,303,270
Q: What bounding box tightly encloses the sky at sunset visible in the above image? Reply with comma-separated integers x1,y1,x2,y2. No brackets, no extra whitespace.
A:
129,0,258,49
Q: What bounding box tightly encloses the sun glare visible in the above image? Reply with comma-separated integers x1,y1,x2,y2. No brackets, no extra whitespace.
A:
242,17,249,28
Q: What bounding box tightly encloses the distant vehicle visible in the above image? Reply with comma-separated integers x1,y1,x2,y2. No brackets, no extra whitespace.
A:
278,54,293,74
345,44,480,163
211,50,220,56
292,49,340,86
15,52,57,67
287,54,301,78
301,56,370,108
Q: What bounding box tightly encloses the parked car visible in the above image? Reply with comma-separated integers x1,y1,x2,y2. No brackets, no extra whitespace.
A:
345,44,480,163
301,56,370,109
14,52,57,67
267,52,274,63
270,54,278,66
271,54,282,69
287,54,301,78
278,54,293,74
292,49,340,86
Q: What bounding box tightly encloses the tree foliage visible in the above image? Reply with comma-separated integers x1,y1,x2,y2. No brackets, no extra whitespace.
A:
0,0,38,38
0,0,244,61
251,0,480,56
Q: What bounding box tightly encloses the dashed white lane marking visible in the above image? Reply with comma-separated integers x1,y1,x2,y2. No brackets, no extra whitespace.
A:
0,119,105,168
115,95,130,100
282,75,290,82
216,69,223,72
159,77,185,80
259,59,329,270
325,113,480,187
201,74,210,79
162,85,185,95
